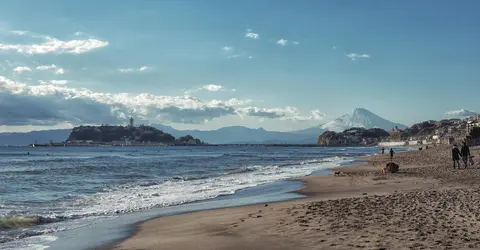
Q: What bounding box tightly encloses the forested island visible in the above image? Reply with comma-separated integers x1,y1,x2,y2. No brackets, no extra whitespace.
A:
63,125,205,146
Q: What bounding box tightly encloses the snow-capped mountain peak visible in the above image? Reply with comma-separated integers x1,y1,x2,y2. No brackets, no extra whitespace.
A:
320,108,406,132
444,109,479,119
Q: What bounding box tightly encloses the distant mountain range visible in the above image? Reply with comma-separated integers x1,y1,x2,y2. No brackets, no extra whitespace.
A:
0,108,407,145
0,129,72,146
153,124,319,144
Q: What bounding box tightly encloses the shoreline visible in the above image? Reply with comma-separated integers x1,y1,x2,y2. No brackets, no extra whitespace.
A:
96,152,392,250
93,179,308,250
107,146,480,250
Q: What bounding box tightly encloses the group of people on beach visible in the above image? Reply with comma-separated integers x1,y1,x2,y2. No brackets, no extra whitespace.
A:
452,142,474,169
381,147,395,162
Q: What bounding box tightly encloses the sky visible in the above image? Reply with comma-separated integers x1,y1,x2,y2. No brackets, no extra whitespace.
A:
1,0,480,132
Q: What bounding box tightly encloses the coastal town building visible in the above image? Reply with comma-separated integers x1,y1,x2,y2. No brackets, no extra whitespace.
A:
379,115,480,147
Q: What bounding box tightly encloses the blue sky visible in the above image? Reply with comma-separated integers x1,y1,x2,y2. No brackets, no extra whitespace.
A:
1,0,479,132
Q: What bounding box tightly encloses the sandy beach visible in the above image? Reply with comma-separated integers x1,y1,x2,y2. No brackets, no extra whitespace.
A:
108,146,480,250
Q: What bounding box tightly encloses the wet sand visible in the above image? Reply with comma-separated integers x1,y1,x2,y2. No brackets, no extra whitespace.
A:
109,146,480,250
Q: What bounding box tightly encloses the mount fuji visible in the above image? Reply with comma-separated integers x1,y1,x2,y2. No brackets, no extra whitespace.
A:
317,108,407,132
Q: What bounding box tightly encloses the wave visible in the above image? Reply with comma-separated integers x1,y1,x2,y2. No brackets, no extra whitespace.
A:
46,155,353,219
0,164,111,175
3,155,354,222
0,152,359,246
0,216,67,230
221,153,259,158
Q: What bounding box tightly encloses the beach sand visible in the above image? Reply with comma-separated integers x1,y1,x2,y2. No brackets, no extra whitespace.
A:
109,146,480,250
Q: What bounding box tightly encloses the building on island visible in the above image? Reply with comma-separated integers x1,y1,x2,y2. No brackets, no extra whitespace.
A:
129,117,134,127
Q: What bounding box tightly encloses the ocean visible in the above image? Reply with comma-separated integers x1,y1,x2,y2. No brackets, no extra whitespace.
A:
0,145,397,249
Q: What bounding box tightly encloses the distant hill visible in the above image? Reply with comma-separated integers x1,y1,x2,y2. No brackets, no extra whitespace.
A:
290,126,326,135
319,108,407,132
153,124,320,144
0,129,71,146
317,127,390,146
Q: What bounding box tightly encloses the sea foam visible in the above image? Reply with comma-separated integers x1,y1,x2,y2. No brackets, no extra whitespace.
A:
60,156,352,218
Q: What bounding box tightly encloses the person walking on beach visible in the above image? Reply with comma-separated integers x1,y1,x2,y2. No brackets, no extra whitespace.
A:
452,144,461,169
461,141,471,168
389,148,395,162
381,147,385,154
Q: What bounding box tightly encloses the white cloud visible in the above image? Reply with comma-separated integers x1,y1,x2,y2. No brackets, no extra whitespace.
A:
332,46,337,50
444,109,478,118
236,106,296,119
0,34,109,54
0,76,246,125
13,66,32,73
36,65,56,70
36,64,65,75
38,80,69,85
119,66,153,73
277,39,288,46
346,53,371,61
10,30,28,36
185,84,237,94
201,84,223,92
139,66,152,71
245,32,259,39
119,68,134,73
236,107,327,121
0,76,313,126
55,68,65,75
74,31,84,36
222,46,234,51
284,109,327,121
292,41,299,45
227,54,242,59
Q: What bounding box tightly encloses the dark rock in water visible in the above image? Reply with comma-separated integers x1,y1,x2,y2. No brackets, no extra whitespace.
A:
386,162,400,173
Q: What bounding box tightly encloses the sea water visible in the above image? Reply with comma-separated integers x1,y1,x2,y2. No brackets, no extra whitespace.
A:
0,145,395,249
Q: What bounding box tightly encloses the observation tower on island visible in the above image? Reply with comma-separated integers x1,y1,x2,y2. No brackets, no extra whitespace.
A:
129,117,134,127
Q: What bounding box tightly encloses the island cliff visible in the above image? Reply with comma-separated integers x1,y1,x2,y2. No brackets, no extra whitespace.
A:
317,127,389,146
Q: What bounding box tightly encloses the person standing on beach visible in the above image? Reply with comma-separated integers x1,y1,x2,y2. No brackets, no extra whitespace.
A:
452,144,461,169
381,147,385,154
389,148,394,162
461,142,471,168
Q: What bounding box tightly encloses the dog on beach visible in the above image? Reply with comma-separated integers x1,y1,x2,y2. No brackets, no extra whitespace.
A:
334,171,345,176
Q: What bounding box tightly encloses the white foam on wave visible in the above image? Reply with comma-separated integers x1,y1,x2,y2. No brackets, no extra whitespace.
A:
62,156,353,217
1,235,57,250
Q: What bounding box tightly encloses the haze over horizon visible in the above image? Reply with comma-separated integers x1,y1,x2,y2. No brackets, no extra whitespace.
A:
1,1,479,133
